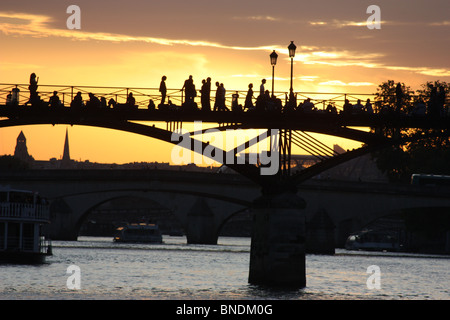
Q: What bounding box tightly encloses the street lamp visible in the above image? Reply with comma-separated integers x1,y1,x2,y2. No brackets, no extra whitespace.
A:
270,50,278,97
288,41,297,101
270,50,278,96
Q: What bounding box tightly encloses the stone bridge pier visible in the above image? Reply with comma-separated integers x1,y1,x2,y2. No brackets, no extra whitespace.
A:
249,191,307,287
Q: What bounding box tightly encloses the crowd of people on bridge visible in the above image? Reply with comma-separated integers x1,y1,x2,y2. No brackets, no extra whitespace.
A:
2,74,448,118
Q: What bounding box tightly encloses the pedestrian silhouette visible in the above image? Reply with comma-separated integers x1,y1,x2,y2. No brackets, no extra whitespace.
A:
86,93,101,109
182,75,196,104
259,79,266,98
148,99,156,111
10,87,20,106
353,99,364,113
48,91,61,108
159,76,167,105
6,91,12,106
220,83,228,111
108,98,116,108
25,73,39,106
343,99,353,114
245,83,254,110
215,83,228,111
200,77,212,111
28,73,38,95
231,91,242,112
126,92,136,108
325,103,337,114
365,99,373,114
213,81,221,111
71,92,84,109
100,97,107,108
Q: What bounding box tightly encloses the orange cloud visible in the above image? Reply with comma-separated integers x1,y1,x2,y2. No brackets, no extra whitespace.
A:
2,11,448,80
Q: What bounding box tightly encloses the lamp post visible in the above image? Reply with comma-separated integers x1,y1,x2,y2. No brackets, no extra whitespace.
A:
288,41,297,102
270,50,278,97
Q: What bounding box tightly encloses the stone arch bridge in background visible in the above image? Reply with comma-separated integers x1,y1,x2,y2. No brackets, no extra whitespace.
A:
1,169,449,248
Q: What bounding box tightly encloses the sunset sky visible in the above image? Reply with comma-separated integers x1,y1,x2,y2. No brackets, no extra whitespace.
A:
0,0,449,165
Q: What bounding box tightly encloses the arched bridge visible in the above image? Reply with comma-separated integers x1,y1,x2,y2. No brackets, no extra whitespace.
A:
2,83,450,190
2,82,450,287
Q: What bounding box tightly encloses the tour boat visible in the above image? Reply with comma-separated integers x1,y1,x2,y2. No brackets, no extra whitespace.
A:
0,186,52,263
113,223,163,243
345,229,401,252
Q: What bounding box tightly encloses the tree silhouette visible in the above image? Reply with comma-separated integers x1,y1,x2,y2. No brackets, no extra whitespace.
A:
415,80,449,113
372,80,450,183
374,79,414,114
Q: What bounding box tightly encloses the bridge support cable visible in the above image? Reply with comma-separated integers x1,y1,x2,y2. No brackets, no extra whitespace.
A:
290,145,373,184
278,129,292,177
296,131,340,156
289,130,343,168
289,136,407,185
291,133,330,161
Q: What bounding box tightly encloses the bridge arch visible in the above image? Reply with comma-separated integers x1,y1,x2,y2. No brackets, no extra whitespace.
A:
47,188,249,241
215,207,251,238
0,116,394,185
0,118,262,182
75,195,182,237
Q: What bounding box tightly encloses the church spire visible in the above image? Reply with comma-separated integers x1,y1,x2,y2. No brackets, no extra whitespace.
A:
61,128,72,168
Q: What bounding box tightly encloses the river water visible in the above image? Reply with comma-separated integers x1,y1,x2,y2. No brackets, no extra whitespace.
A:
0,236,448,300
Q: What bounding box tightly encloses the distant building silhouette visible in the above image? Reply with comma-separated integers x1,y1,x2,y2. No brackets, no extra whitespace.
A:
13,131,34,164
60,128,72,169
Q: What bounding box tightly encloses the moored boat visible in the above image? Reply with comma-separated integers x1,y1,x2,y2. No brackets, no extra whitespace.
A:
114,223,163,243
0,186,52,264
345,229,402,252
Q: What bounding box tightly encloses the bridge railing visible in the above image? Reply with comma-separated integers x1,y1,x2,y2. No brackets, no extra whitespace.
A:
294,92,378,113
2,82,448,116
0,83,174,109
0,82,386,112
